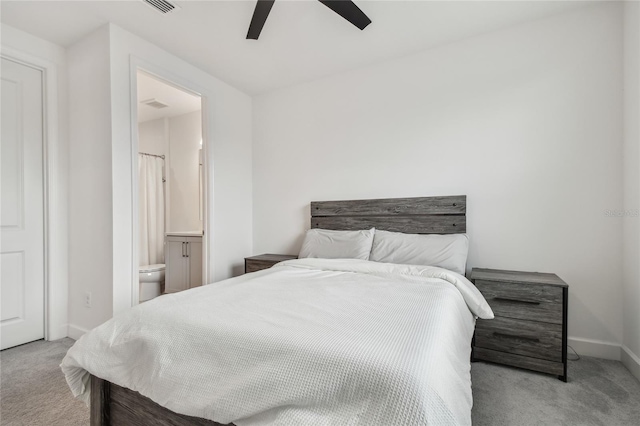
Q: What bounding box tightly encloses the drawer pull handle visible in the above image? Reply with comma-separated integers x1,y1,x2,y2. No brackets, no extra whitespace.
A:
493,332,540,343
494,297,540,305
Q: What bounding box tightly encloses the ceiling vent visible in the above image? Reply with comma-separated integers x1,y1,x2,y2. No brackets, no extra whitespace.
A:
142,0,181,15
140,98,169,109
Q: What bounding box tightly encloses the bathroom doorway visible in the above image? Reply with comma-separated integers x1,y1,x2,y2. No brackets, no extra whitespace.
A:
135,70,205,303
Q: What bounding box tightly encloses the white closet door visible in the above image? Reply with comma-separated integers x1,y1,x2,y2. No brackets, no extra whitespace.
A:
1,58,45,350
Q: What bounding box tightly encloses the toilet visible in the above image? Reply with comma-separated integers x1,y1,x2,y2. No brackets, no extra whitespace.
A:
139,264,165,302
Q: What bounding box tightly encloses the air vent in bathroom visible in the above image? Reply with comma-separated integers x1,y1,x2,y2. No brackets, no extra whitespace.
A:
140,98,169,109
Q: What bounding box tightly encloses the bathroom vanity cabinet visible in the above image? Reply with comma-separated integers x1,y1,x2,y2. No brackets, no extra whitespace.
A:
165,233,203,294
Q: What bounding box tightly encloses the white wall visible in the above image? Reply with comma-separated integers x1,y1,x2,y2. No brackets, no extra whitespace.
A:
65,24,253,333
138,118,166,157
253,3,624,357
67,26,114,335
168,110,202,233
623,1,640,380
138,111,203,235
108,24,252,315
65,24,253,332
1,24,69,340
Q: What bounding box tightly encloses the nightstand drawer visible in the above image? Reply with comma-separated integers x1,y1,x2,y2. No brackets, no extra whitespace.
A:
245,259,276,273
473,348,564,376
245,254,298,274
475,316,562,362
475,279,563,324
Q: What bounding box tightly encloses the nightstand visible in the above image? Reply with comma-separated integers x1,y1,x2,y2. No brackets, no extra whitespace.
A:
244,254,298,273
470,268,569,382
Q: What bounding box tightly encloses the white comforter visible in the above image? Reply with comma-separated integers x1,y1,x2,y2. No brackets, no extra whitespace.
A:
61,259,493,426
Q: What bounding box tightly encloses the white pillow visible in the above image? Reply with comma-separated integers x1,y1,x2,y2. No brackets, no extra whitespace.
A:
299,228,375,260
370,230,469,275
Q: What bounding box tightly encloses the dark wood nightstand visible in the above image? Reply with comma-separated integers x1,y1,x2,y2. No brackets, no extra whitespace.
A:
470,268,569,382
244,254,298,273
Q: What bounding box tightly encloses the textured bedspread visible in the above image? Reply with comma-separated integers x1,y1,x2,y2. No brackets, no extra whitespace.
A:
61,259,493,425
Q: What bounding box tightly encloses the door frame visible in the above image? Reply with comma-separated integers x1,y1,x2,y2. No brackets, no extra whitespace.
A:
0,46,64,341
129,57,210,306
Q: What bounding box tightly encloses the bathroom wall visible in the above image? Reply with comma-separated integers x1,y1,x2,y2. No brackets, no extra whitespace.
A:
138,118,166,157
138,110,202,235
167,110,202,233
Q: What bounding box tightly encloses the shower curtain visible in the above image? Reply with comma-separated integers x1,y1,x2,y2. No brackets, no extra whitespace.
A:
139,154,165,266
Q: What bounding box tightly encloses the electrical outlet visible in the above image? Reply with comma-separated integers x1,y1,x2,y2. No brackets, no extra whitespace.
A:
84,292,92,308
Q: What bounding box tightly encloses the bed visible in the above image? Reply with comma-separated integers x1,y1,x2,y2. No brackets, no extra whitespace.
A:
61,195,493,426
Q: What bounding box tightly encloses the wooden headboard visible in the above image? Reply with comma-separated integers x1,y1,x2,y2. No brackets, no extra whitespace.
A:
310,195,466,234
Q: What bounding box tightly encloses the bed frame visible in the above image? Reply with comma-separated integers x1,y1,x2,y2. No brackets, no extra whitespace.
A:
89,195,466,426
311,195,466,234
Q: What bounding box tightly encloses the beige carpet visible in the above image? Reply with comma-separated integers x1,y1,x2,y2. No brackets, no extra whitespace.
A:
1,338,88,426
471,356,640,426
1,338,639,425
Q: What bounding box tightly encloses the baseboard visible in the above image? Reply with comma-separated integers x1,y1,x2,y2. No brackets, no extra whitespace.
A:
621,345,640,382
67,324,89,340
568,337,621,360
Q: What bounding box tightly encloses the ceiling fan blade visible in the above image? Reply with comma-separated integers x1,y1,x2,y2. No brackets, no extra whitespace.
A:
318,0,371,31
247,0,276,40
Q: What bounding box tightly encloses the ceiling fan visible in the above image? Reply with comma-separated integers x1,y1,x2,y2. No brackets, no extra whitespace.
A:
247,0,372,40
